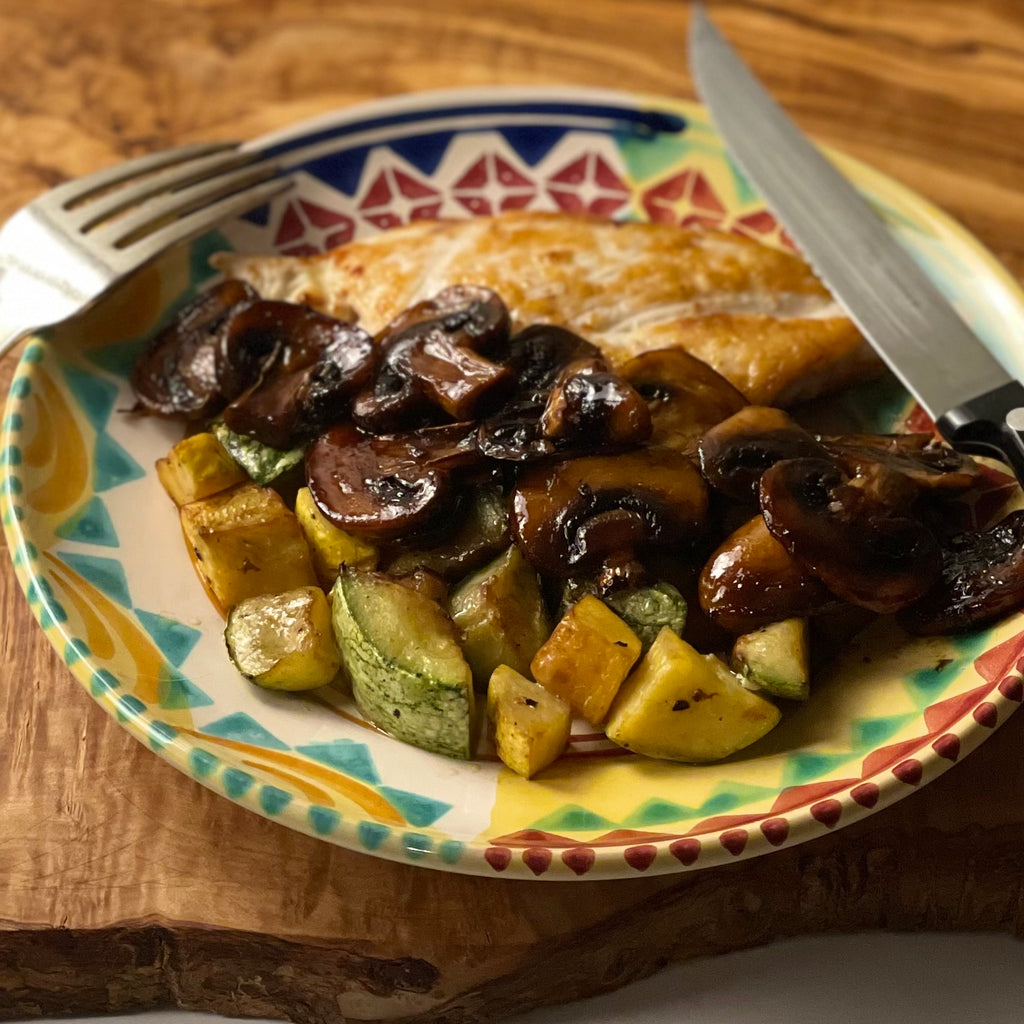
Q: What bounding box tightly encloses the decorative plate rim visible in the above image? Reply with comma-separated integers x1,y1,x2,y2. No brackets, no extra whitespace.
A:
3,85,1023,880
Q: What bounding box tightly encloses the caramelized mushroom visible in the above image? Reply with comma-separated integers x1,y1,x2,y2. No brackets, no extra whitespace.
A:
352,292,514,431
351,371,435,434
501,324,604,395
620,348,748,454
297,328,379,430
377,285,511,356
476,397,553,462
306,422,481,539
540,358,652,448
823,433,982,495
475,326,609,460
898,510,1024,635
397,331,511,420
698,513,836,634
511,447,708,577
760,457,942,613
131,279,257,419
479,353,653,462
698,406,828,502
216,300,345,401
223,319,375,449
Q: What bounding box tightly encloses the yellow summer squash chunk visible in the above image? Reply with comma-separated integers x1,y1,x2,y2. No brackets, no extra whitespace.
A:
531,595,642,725
605,627,781,763
156,432,247,506
294,486,378,585
487,665,571,778
225,586,341,690
180,483,317,612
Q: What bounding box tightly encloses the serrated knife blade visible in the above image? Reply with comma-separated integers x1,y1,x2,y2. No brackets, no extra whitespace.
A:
688,4,1024,483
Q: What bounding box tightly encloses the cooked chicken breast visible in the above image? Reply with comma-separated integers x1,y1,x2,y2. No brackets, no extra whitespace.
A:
213,212,880,406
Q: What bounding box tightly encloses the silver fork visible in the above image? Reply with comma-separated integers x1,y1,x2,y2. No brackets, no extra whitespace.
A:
0,141,291,358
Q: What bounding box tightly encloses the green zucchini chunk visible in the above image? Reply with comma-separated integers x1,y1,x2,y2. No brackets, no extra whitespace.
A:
211,419,305,485
385,486,509,580
450,544,551,689
331,568,476,759
731,617,811,701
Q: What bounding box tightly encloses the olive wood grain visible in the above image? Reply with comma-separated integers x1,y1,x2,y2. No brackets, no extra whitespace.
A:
4,0,1024,1020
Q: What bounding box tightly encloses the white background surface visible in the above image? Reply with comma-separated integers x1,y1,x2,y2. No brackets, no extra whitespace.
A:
41,932,1024,1023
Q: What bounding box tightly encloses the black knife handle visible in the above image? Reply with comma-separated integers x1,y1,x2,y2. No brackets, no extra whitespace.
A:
937,380,1024,485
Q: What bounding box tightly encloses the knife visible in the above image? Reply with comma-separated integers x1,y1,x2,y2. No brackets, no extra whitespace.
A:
687,4,1024,484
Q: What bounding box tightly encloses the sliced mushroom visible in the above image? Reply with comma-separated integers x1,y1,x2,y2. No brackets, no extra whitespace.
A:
476,397,554,462
353,294,514,431
297,328,379,431
698,406,828,502
305,422,481,539
760,457,942,613
131,279,257,419
475,327,610,461
540,357,652,448
377,285,511,356
479,357,652,462
394,421,485,472
397,330,511,420
698,513,835,634
351,369,436,434
223,320,375,449
619,347,748,454
511,447,708,577
501,324,604,396
823,433,982,495
898,510,1024,635
216,299,345,402
222,366,312,450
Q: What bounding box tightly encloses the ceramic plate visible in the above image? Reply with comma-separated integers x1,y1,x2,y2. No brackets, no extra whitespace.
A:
4,87,1024,880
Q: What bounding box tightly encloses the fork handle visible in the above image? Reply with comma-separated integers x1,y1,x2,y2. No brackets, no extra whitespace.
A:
0,256,65,359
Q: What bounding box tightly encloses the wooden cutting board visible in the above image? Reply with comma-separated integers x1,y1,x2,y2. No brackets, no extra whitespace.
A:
5,1,1024,1020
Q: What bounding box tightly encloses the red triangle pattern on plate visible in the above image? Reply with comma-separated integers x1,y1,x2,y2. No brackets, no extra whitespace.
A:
973,628,1024,684
453,156,488,190
393,168,438,199
682,813,767,836
299,200,352,228
860,737,932,777
562,847,596,875
274,202,306,246
810,799,843,827
548,155,588,185
924,682,996,733
452,153,537,217
522,848,552,876
547,153,630,216
760,818,789,846
592,154,630,193
770,779,860,815
495,155,534,188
